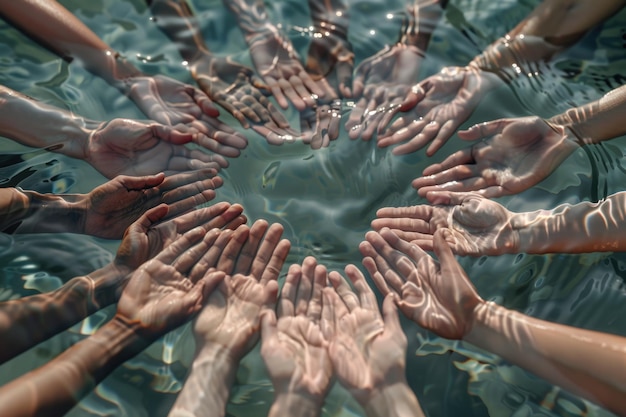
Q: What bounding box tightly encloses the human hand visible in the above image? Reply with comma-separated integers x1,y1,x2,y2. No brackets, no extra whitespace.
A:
304,25,354,100
124,74,248,162
85,118,226,177
82,169,221,239
412,116,580,197
345,43,423,142
116,225,226,339
371,192,517,256
360,227,484,340
191,53,292,133
321,265,407,405
192,219,290,359
299,101,343,149
377,65,500,156
115,202,246,273
248,28,324,111
261,257,332,401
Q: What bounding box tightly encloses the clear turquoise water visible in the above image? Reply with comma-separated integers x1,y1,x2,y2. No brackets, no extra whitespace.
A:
1,0,626,416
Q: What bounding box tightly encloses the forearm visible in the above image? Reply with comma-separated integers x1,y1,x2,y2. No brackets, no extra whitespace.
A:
0,0,141,86
0,263,127,364
361,380,426,417
222,0,274,41
469,0,623,74
513,191,626,253
147,0,210,62
399,0,446,51
307,0,350,34
168,343,240,417
269,393,322,417
0,86,93,159
1,188,88,235
466,302,626,416
549,84,626,145
0,315,148,417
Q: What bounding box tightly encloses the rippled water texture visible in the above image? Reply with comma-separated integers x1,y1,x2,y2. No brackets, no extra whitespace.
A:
1,0,626,416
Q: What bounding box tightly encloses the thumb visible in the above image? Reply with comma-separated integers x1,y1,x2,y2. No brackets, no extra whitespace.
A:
129,204,169,234
117,173,165,190
399,83,425,112
260,309,278,339
458,119,509,141
151,124,194,145
382,293,403,334
433,228,459,269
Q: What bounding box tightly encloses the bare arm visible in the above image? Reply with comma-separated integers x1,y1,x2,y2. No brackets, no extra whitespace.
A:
0,0,140,87
0,264,126,365
467,302,626,416
514,190,626,253
470,0,626,73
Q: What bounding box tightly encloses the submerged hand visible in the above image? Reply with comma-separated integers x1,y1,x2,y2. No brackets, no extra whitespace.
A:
346,44,423,142
321,265,407,404
360,228,483,340
299,101,343,149
304,26,354,100
191,53,291,133
117,226,226,338
261,257,332,400
412,116,580,197
371,192,516,256
85,118,223,177
83,169,221,239
192,219,290,358
248,28,324,111
125,74,248,163
378,65,500,156
115,202,247,272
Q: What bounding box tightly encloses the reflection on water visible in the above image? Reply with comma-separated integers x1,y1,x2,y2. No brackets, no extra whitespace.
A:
0,0,626,416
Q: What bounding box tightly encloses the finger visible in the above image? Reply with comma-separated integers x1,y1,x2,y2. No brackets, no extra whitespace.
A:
321,288,336,339
381,293,405,339
200,270,227,298
458,119,510,141
391,120,441,155
398,84,426,111
336,61,353,98
167,202,228,233
216,225,251,274
289,75,316,108
416,177,491,197
267,78,290,109
218,99,250,128
308,264,326,322
422,148,474,177
360,232,407,294
278,78,306,111
263,279,280,310
192,86,220,117
371,216,430,235
233,219,269,275
260,309,278,340
250,223,286,282
351,64,367,98
376,205,434,222
188,229,221,282
261,239,291,284
278,263,300,317
295,256,316,316
362,256,395,297
346,98,368,139
198,229,235,269
412,165,477,195
344,264,377,311
425,119,458,156
126,204,169,235
379,117,428,147
118,173,166,190
251,125,285,146
172,228,216,274
328,271,359,312
155,225,206,264
151,124,194,145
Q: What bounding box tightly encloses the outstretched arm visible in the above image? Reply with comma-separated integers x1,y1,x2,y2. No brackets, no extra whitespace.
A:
0,225,227,417
362,228,626,416
381,0,624,156
0,1,248,160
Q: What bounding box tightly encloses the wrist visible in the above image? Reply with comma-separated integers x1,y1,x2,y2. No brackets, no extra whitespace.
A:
269,391,323,417
15,190,86,234
362,380,424,417
90,263,132,306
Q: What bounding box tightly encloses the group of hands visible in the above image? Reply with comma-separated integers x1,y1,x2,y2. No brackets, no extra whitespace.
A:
87,165,486,415
100,28,579,204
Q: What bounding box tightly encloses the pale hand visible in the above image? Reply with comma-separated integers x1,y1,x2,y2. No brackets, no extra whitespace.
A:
346,44,423,142
378,65,499,156
360,228,484,340
248,28,324,111
83,170,220,239
125,74,248,161
321,265,407,404
261,257,332,399
371,192,517,256
116,225,226,338
412,116,579,198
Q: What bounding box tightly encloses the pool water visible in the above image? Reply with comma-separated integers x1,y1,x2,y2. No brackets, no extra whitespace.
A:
1,0,626,416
